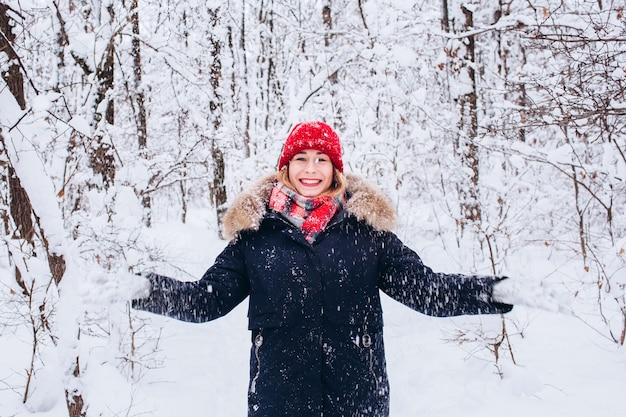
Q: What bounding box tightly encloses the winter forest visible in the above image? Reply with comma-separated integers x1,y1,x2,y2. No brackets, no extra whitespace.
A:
1,0,625,416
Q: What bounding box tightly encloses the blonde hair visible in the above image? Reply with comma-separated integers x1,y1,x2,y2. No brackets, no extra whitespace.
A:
277,166,347,198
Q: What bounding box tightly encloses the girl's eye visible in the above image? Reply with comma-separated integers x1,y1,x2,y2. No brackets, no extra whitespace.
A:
291,155,329,163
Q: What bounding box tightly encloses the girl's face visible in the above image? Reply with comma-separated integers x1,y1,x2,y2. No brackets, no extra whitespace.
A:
288,149,334,197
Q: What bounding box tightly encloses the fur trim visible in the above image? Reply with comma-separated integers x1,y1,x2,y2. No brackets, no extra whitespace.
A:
343,173,397,232
221,173,397,241
221,174,275,241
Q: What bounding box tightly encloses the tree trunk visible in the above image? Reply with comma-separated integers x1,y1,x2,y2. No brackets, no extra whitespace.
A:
0,3,26,109
2,135,79,414
131,0,148,150
65,358,86,417
442,0,482,228
238,4,252,158
495,0,527,143
458,4,481,226
1,7,81,414
207,7,227,231
208,7,223,131
210,140,227,233
257,0,281,132
130,0,151,225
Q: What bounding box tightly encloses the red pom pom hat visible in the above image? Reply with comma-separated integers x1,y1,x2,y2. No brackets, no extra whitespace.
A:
277,121,344,173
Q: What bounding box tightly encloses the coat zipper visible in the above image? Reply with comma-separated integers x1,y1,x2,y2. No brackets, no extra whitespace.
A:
250,328,264,394
362,326,379,391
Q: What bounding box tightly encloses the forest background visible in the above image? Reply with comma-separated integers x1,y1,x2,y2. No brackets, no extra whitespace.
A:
0,0,625,416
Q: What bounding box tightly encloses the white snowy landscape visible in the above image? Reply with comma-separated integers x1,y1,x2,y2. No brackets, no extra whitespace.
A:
1,213,625,416
1,0,625,416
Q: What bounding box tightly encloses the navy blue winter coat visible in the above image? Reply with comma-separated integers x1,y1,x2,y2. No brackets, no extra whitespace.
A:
133,173,512,417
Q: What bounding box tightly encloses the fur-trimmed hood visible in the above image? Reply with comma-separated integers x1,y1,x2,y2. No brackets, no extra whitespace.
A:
221,173,397,241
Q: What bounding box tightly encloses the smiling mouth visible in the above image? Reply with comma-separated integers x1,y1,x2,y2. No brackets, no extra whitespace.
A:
300,179,322,185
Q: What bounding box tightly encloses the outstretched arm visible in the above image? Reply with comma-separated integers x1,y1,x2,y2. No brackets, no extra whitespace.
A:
377,232,512,317
132,242,250,323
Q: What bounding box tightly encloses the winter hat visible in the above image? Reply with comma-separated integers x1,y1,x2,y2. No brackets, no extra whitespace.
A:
277,121,344,173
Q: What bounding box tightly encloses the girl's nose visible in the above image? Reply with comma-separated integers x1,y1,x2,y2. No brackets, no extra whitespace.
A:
304,159,317,172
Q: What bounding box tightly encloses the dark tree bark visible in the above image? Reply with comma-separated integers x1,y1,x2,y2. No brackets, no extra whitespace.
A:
131,0,147,150
1,6,79,412
1,136,76,414
207,8,228,230
442,1,482,228
210,140,227,232
0,3,26,109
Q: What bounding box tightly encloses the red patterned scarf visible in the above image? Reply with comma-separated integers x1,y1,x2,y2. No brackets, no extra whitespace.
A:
269,182,343,243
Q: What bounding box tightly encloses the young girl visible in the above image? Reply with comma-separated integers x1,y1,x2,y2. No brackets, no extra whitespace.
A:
133,121,513,417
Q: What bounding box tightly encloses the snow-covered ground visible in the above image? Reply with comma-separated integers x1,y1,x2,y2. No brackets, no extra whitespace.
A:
1,216,624,417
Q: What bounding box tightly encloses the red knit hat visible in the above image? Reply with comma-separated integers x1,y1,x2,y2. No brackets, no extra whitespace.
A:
277,121,344,173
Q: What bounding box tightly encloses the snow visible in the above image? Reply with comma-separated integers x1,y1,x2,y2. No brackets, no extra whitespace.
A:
612,67,626,80
1,1,625,416
2,217,625,416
